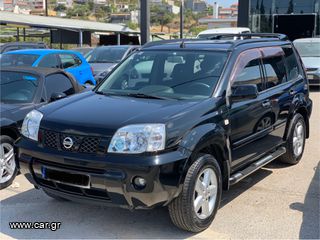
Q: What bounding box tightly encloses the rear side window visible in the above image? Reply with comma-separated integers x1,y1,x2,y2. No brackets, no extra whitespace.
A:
38,54,60,68
282,46,300,80
59,54,82,69
45,73,75,99
262,55,287,89
233,59,263,92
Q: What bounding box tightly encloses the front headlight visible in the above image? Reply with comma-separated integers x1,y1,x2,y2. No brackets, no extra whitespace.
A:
108,124,166,154
21,110,43,141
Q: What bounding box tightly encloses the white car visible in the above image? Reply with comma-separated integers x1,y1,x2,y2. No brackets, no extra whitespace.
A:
197,27,251,39
294,38,320,86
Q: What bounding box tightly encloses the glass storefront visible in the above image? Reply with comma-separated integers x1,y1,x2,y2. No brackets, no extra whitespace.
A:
248,0,320,36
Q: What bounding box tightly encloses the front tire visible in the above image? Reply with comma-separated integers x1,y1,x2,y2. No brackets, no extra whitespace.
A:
278,113,306,165
0,135,18,190
168,154,222,232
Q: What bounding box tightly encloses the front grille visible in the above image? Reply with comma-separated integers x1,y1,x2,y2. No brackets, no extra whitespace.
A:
42,130,102,154
44,131,58,149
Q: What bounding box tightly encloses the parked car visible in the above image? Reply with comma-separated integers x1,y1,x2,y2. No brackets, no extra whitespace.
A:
197,27,251,39
86,45,139,83
0,67,83,189
72,47,93,57
293,38,320,86
0,42,48,54
0,49,96,85
16,34,312,232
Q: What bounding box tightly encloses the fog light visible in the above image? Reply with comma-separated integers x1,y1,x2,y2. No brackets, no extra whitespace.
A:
133,176,147,190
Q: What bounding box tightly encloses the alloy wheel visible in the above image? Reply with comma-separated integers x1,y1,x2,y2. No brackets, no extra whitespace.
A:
0,142,16,184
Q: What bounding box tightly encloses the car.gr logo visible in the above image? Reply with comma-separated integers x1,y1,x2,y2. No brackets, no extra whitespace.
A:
62,137,74,149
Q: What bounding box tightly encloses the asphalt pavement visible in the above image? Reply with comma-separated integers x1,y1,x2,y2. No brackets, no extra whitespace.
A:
1,91,319,239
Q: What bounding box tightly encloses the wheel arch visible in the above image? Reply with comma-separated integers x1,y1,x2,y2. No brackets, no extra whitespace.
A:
179,124,231,190
284,105,310,141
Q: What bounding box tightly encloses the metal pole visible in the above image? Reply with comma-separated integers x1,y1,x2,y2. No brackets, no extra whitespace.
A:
180,1,184,39
16,28,19,41
140,0,150,45
79,30,83,47
23,28,26,41
45,0,48,16
117,33,121,45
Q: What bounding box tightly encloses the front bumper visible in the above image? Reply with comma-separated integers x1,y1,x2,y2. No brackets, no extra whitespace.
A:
16,138,190,209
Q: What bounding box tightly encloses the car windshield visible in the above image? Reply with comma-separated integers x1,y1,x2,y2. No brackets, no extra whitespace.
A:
0,54,39,67
87,47,128,63
96,50,228,100
294,41,320,57
0,71,39,103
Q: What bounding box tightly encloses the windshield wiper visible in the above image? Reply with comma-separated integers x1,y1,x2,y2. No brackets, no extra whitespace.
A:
96,91,172,100
125,92,171,100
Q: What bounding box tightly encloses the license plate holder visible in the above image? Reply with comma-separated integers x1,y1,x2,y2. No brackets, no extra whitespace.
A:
41,166,90,188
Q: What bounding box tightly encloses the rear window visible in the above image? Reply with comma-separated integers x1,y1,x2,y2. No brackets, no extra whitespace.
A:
0,71,39,103
0,54,39,67
87,47,128,63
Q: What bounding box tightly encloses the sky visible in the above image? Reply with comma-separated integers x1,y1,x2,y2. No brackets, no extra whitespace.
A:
206,0,238,7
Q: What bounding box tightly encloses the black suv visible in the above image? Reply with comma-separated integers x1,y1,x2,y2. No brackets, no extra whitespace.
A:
16,34,312,232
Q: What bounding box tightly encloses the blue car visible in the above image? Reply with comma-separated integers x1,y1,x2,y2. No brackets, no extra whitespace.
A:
1,49,96,85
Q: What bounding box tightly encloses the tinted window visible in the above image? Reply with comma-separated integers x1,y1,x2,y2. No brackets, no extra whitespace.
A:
233,59,263,91
97,50,228,100
282,46,300,80
0,54,39,67
263,56,287,89
38,54,60,68
87,47,128,63
0,71,39,103
59,54,81,69
45,74,75,99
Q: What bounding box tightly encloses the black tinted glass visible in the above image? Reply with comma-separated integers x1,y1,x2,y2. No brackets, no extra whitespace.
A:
263,56,287,88
38,54,60,68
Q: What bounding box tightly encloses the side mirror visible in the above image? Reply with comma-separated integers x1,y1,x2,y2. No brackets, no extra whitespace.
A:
231,84,258,101
50,92,66,102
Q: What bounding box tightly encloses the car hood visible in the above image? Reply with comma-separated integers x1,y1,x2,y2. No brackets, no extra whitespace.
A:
301,57,320,69
89,63,117,75
39,91,202,136
0,102,35,127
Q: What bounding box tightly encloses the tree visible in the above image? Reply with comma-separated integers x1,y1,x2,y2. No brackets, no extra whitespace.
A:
54,4,67,12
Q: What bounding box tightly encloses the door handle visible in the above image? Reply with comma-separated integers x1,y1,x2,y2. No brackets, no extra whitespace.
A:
262,100,271,108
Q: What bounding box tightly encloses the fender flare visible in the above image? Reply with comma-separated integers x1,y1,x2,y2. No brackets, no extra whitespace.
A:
178,123,231,189
284,95,310,141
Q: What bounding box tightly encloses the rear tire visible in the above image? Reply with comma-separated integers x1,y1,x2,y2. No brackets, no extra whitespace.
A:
168,154,222,232
278,113,306,165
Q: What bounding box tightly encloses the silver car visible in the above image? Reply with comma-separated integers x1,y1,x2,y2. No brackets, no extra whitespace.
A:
86,45,139,83
293,38,320,86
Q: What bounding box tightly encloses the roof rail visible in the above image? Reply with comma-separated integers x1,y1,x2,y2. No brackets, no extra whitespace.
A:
207,33,289,41
142,39,199,48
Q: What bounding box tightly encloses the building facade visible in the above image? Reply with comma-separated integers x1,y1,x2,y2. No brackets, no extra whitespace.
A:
238,0,320,39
